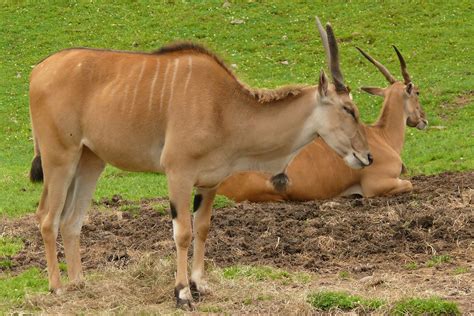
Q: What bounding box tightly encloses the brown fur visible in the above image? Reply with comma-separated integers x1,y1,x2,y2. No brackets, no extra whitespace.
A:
218,49,427,201
42,42,306,105
29,23,371,308
154,42,307,103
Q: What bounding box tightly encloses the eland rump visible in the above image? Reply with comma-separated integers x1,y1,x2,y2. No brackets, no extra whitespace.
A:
28,19,371,308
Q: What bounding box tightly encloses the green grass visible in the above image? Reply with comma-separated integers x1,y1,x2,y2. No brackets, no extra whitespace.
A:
426,255,451,267
0,237,23,257
338,270,350,279
58,262,68,273
222,265,311,284
453,266,469,275
307,291,384,311
0,268,48,311
0,1,473,218
212,195,235,209
392,297,460,315
223,265,291,281
1,2,472,312
307,291,460,315
243,294,273,305
198,305,224,313
148,201,169,216
0,237,24,270
404,262,419,270
118,204,141,215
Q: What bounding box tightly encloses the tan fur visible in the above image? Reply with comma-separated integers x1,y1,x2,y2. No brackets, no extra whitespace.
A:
155,42,307,104
29,26,371,309
218,49,427,202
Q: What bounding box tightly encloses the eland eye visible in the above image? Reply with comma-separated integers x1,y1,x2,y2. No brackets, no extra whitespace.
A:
343,106,356,119
416,91,420,96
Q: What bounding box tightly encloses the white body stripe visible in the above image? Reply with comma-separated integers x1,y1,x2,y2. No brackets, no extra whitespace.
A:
120,83,130,112
168,59,180,107
131,60,147,109
148,59,160,111
184,56,193,93
160,61,171,108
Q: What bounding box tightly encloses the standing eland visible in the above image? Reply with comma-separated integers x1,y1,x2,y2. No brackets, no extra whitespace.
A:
29,18,371,309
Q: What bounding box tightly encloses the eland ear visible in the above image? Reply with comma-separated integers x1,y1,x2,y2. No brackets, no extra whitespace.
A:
405,82,414,95
318,70,329,97
361,86,385,97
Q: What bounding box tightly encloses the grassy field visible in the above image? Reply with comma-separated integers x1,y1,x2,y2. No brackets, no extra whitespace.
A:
0,1,473,313
1,1,473,218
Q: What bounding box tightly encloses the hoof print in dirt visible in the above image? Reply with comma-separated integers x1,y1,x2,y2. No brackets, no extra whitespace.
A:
106,250,130,267
409,215,434,229
99,194,124,207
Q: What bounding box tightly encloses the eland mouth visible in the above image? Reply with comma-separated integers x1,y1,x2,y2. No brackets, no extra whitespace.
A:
416,119,428,130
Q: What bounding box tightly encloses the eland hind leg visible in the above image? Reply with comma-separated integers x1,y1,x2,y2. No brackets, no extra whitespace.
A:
190,187,217,299
37,147,82,293
59,147,105,285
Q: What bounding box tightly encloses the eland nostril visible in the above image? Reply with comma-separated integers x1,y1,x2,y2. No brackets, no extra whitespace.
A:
367,153,373,165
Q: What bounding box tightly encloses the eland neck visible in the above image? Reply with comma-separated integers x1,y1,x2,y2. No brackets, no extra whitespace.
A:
231,86,320,172
374,85,407,154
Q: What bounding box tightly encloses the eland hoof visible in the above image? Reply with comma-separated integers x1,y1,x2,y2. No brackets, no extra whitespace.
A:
175,284,195,310
176,298,195,311
190,280,211,301
50,287,65,295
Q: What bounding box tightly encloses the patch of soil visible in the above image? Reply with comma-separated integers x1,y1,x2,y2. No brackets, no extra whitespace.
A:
439,90,474,121
452,91,473,108
211,171,473,273
2,171,472,277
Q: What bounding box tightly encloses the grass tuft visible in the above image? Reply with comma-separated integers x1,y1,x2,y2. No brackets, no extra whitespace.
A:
198,305,224,313
307,291,384,311
213,195,235,209
452,266,469,275
0,237,24,257
149,201,168,215
404,262,419,270
222,264,312,285
58,262,67,272
118,204,141,215
338,270,350,279
391,297,460,315
0,259,13,269
426,255,451,267
222,265,291,281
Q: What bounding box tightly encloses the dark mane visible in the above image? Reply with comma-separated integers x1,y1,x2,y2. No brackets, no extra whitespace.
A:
153,42,215,56
153,42,307,104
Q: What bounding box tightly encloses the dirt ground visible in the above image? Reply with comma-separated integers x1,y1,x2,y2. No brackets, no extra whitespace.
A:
1,171,473,313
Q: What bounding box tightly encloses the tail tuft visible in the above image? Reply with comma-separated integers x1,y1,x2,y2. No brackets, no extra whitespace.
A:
29,155,44,183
